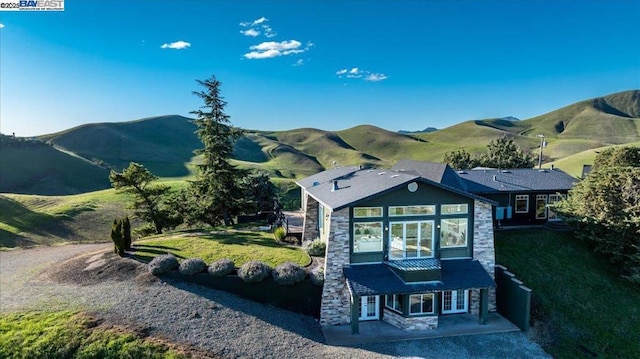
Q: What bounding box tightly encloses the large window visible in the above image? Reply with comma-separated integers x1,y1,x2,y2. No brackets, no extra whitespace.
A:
515,195,529,213
389,221,434,260
353,222,383,253
440,218,468,248
409,293,434,315
389,205,435,217
385,294,405,313
440,204,468,215
536,195,548,219
354,207,383,218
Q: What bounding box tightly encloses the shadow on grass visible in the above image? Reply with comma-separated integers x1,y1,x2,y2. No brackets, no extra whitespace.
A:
132,245,185,263
198,232,283,248
0,196,74,242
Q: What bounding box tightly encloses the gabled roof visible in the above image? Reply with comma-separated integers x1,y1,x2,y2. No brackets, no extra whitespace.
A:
391,160,468,191
302,167,497,211
295,166,361,189
457,168,578,193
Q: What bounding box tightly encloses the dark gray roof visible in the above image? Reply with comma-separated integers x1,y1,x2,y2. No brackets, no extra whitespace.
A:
391,160,468,191
457,168,578,193
295,166,361,189
344,259,495,297
304,169,420,210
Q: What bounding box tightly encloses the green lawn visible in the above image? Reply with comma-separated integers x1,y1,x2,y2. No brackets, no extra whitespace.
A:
0,311,185,359
134,228,310,267
495,229,640,358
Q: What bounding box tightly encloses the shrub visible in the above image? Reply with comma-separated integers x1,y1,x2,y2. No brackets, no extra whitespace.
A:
110,219,125,256
309,267,324,286
272,262,307,285
238,260,271,283
303,239,326,257
273,226,286,241
148,254,178,275
179,258,207,276
208,258,235,277
122,216,132,250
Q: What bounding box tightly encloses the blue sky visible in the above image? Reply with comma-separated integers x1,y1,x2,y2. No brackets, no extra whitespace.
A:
1,0,639,137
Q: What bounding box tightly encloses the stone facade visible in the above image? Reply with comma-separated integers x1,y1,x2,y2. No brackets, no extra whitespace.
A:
472,199,497,312
383,309,439,330
302,196,319,242
319,207,351,325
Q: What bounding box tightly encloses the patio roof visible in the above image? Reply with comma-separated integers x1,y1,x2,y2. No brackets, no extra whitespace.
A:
344,259,495,297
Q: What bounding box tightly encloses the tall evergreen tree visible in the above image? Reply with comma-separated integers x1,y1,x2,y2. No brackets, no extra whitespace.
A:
480,137,535,169
189,76,247,226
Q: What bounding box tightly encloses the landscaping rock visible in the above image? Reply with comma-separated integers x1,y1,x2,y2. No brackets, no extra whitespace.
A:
207,258,235,277
148,254,179,275
179,258,207,276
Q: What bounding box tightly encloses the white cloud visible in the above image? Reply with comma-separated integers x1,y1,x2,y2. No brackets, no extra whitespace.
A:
336,67,388,82
240,28,260,37
262,25,277,38
240,17,268,27
244,40,312,59
160,40,191,50
293,59,305,66
0,23,4,28
365,73,388,82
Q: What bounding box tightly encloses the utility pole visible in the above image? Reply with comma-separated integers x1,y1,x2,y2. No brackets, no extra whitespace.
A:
538,133,545,169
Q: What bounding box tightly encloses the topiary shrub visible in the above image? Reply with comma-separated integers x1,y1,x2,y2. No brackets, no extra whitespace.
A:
238,260,271,283
179,258,207,276
122,216,132,251
208,258,235,277
110,219,125,256
148,254,179,275
309,267,324,286
303,239,326,257
273,226,286,241
272,262,307,285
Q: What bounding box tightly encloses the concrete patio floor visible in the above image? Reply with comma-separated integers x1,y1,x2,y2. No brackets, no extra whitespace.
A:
322,313,520,346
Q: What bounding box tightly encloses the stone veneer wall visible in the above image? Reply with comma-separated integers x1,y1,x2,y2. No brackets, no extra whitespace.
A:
319,207,351,325
302,195,319,242
382,309,439,330
472,199,497,313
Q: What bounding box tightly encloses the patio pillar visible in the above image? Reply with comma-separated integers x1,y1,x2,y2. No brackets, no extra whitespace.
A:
351,295,360,334
479,288,488,325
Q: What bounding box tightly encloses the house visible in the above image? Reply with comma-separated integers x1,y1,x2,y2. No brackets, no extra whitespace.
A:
296,163,497,333
391,160,577,227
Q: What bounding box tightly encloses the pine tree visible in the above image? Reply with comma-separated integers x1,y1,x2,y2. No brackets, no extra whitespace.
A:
188,75,247,226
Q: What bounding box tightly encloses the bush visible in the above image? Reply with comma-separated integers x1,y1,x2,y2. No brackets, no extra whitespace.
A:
122,216,132,251
148,254,179,275
303,239,326,257
110,219,125,256
273,226,286,241
179,258,207,276
238,260,271,283
133,223,157,238
272,262,307,285
310,267,324,286
208,258,235,277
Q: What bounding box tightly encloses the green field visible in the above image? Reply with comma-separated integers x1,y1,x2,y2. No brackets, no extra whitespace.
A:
495,229,640,358
0,311,186,359
134,228,310,267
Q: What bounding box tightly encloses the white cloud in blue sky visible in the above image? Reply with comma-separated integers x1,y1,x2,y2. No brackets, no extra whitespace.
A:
0,23,4,28
240,28,260,37
337,67,388,82
240,17,277,38
244,40,313,59
160,40,191,50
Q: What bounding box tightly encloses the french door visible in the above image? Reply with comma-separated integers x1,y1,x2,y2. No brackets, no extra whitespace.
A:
442,290,468,314
359,295,380,321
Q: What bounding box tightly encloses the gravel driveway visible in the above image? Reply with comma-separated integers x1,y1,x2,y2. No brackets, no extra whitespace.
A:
0,245,550,358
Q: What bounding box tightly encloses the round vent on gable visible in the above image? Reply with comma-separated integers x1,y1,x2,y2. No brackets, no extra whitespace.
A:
407,182,418,192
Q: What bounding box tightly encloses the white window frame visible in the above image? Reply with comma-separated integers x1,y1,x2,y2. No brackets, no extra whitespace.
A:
536,195,548,219
359,295,380,321
389,205,436,217
548,194,567,220
439,218,468,248
388,221,435,260
409,293,434,315
353,207,383,218
353,222,383,253
515,195,529,213
440,204,469,215
442,290,469,314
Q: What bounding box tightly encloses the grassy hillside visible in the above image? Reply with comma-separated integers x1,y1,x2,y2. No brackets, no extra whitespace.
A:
0,138,110,195
496,229,640,358
41,115,201,178
549,141,640,178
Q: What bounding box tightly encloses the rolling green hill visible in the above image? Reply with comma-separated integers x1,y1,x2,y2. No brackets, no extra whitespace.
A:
3,90,638,195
